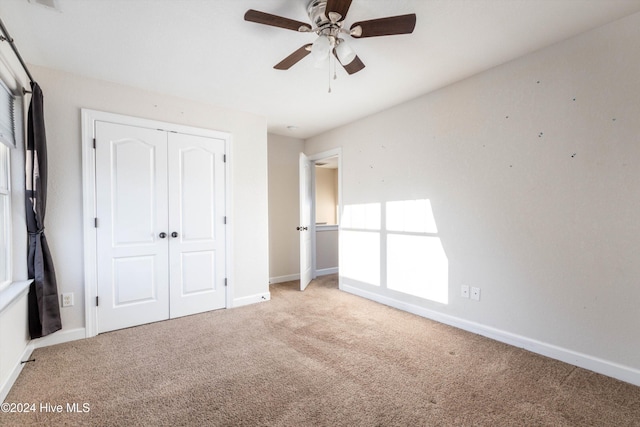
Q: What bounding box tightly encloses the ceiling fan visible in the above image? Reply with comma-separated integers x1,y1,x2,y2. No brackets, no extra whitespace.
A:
244,0,417,75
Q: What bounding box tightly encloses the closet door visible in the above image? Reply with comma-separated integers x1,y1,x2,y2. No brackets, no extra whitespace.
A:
95,122,169,333
167,133,226,318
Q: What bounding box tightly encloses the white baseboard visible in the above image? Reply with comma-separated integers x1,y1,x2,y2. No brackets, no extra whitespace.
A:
1,328,86,403
233,292,270,308
32,327,87,349
270,269,337,284
269,274,299,284
316,267,338,276
341,283,640,387
1,343,34,403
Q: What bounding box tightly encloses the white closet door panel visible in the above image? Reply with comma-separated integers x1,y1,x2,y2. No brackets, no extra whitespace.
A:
180,251,216,294
95,122,169,333
179,148,215,241
112,256,158,304
168,132,226,318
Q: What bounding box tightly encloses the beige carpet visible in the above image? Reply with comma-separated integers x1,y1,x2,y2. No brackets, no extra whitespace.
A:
3,275,640,426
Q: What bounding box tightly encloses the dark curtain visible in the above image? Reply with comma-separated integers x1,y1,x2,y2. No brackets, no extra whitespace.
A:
26,81,61,339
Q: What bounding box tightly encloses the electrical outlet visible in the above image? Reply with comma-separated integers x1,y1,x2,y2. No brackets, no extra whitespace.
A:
471,287,481,301
461,285,469,298
62,292,74,307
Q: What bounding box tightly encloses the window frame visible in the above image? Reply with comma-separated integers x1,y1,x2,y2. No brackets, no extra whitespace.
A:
0,78,16,292
0,127,12,291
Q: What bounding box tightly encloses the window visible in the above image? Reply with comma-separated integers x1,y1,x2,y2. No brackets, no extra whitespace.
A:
0,79,16,290
0,143,10,288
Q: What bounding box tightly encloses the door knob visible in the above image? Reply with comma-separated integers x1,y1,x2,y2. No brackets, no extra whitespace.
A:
171,232,178,238
159,232,167,239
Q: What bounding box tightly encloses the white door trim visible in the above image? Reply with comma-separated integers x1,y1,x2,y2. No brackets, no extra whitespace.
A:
81,109,233,338
307,148,342,279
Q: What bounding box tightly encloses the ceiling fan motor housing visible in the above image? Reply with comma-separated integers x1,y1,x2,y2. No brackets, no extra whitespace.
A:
307,0,331,28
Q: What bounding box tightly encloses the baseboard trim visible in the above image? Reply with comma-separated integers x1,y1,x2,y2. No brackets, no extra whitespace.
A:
316,267,338,276
31,327,87,349
1,327,88,402
341,284,640,387
1,343,34,403
270,270,337,283
269,274,299,284
233,292,270,308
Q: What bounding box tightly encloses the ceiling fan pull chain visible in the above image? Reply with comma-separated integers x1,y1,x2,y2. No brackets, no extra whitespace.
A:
328,54,332,93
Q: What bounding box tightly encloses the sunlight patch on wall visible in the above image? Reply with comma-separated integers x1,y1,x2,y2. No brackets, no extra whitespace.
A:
386,199,448,304
387,199,438,233
341,199,448,303
342,202,380,230
387,234,448,304
341,230,380,286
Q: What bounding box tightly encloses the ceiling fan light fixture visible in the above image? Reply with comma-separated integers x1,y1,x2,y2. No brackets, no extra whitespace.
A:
311,34,331,61
335,39,356,65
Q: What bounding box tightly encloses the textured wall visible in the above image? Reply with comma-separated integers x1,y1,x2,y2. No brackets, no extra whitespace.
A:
305,12,640,378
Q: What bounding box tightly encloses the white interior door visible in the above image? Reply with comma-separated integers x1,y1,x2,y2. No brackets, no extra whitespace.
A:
167,133,226,318
95,122,169,333
299,153,312,291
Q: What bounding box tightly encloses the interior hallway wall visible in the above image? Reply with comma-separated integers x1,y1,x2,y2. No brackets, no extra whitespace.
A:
267,133,304,282
315,168,338,225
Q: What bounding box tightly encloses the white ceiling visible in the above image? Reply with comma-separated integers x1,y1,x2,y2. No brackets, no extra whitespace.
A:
2,0,640,139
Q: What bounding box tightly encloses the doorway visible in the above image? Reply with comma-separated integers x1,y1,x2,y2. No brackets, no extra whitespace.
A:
301,148,341,286
313,156,339,277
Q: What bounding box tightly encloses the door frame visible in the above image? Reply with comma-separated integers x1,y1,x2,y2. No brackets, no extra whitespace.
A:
81,109,233,338
307,148,342,280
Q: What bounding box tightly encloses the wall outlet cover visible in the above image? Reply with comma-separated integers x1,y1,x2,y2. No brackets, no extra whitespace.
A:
461,285,470,298
62,292,74,307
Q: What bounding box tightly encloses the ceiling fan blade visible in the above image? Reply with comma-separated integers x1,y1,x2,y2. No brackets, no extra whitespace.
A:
350,14,416,38
274,44,312,70
333,50,365,75
325,0,352,22
244,9,312,32
343,56,365,74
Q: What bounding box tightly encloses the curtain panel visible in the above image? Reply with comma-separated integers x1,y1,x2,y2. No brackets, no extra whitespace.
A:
26,82,61,338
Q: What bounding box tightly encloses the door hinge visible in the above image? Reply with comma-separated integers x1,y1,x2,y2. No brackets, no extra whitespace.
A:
94,218,98,228
223,154,226,163
224,216,227,224
224,278,228,287
92,138,96,149
96,296,99,307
